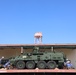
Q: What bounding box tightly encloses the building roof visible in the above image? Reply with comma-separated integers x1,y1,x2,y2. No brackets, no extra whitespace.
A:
0,43,76,46
0,44,76,49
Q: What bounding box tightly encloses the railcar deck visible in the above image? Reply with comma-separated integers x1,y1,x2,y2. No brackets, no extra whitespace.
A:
0,68,76,73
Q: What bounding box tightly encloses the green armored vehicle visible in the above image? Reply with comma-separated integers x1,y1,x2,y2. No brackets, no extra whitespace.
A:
9,46,66,69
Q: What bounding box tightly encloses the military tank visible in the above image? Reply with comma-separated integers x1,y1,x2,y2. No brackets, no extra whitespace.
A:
9,46,66,69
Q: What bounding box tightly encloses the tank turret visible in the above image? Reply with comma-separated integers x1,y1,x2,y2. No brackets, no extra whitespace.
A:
33,47,39,53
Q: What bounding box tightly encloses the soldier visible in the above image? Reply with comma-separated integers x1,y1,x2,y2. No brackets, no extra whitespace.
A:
0,56,4,64
0,56,4,68
66,60,74,69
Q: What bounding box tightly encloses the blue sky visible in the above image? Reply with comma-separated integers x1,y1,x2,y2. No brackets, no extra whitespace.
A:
0,0,76,44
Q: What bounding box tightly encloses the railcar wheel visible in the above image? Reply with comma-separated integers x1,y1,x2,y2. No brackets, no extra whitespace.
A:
16,60,25,69
47,61,56,69
37,61,46,69
26,61,35,69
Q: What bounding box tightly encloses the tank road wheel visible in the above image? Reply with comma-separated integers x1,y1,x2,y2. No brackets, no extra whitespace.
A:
26,61,35,69
16,60,25,69
37,61,46,69
47,61,56,69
